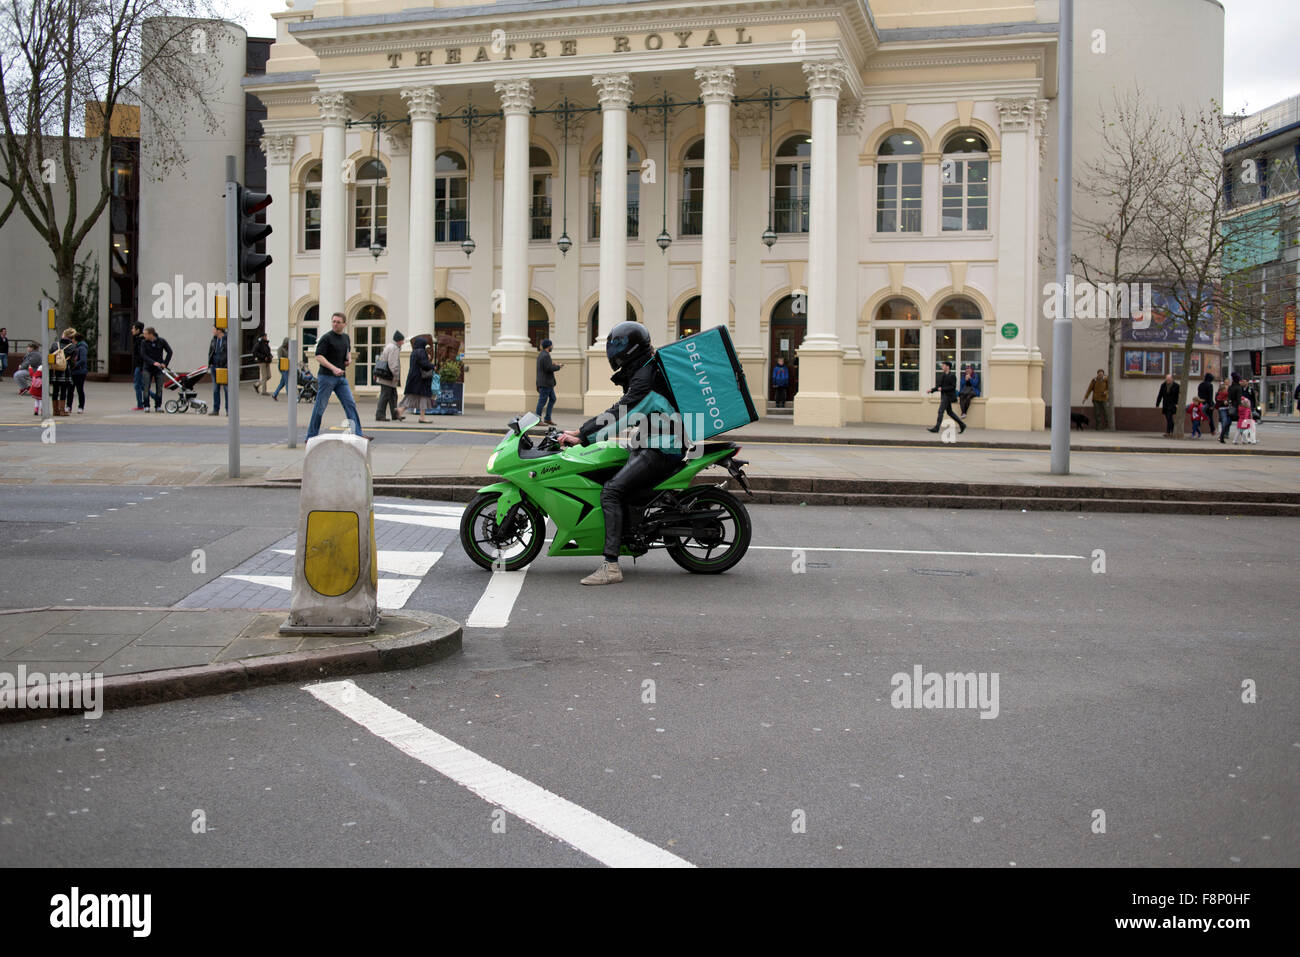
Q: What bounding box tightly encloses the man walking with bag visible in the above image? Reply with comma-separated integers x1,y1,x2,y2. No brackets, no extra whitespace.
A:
927,360,965,434
535,338,562,425
375,330,405,422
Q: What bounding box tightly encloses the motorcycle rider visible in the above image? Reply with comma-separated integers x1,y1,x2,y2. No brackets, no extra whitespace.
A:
559,321,684,585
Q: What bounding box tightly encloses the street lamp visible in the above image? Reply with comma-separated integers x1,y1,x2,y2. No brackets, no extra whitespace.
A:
461,235,476,258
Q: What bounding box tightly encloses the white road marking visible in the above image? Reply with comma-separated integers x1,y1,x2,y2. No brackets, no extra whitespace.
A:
227,574,291,590
466,569,528,628
377,578,422,608
304,680,693,869
374,513,462,530
750,545,1085,560
373,503,466,517
273,548,443,578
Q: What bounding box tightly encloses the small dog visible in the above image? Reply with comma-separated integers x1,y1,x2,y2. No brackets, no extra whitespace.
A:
1070,412,1090,429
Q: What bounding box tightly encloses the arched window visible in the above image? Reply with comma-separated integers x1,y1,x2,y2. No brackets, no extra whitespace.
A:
774,134,812,233
941,131,989,232
527,298,550,349
352,303,387,386
875,133,922,233
872,297,921,392
435,149,468,242
590,145,641,240
588,301,638,347
300,304,319,365
303,164,322,251
677,295,701,339
354,159,388,250
933,296,983,384
530,146,553,241
680,139,705,236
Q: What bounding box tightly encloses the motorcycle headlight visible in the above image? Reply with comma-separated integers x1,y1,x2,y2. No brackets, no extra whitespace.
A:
487,451,498,471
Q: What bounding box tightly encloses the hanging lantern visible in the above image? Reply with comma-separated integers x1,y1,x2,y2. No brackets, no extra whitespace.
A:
461,235,476,257
761,227,777,248
656,229,672,251
557,231,573,255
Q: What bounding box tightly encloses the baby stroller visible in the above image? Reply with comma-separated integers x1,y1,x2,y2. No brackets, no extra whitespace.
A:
160,364,210,414
297,366,318,403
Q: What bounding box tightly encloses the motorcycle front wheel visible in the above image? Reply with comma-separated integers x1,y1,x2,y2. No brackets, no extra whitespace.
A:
460,492,546,572
665,488,752,574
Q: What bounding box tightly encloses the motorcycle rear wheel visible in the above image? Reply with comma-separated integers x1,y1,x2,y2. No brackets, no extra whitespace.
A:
665,488,751,574
460,492,546,572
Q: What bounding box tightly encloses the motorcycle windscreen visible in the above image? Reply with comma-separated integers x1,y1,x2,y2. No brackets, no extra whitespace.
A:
654,325,758,444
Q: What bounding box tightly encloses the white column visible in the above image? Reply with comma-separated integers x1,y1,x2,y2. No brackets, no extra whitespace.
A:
794,60,846,427
401,86,440,333
552,111,587,410
733,106,768,412
496,79,533,347
259,132,295,346
484,80,534,412
312,92,352,320
594,73,633,340
837,99,867,422
464,121,499,406
697,66,735,330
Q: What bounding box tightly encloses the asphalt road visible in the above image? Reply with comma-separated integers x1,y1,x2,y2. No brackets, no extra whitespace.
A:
0,489,1296,866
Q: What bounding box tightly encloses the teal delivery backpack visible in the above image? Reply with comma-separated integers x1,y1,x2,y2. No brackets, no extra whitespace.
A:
654,325,759,444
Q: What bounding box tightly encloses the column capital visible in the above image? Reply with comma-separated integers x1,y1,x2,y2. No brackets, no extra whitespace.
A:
400,86,442,121
995,96,1038,132
1033,97,1050,164
802,60,846,100
312,92,354,126
695,66,736,104
592,72,633,109
735,105,765,137
495,79,534,115
260,133,296,165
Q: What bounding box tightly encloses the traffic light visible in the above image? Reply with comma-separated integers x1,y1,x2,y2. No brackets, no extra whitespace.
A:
237,185,273,282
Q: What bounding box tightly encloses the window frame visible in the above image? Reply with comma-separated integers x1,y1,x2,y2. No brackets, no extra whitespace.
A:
875,133,923,234
434,149,469,244
870,297,922,393
940,132,990,233
302,163,322,252
352,159,388,251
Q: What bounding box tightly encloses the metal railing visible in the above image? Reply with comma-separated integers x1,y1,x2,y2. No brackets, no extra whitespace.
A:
773,196,809,233
588,201,639,239
680,199,703,236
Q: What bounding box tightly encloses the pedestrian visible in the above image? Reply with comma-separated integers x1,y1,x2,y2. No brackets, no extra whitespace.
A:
1187,397,1205,438
253,333,273,395
208,325,229,415
14,343,41,394
28,366,42,415
1234,394,1257,444
927,360,965,434
271,337,289,400
1220,372,1243,444
1082,368,1109,430
0,327,8,376
1196,372,1216,436
771,356,789,409
305,311,365,440
138,326,172,413
70,331,88,413
958,363,981,418
1244,380,1260,421
535,338,562,424
375,329,406,422
1155,373,1179,437
50,327,76,416
401,334,435,424
130,321,153,410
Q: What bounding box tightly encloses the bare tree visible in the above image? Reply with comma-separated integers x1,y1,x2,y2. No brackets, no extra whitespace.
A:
1071,89,1169,428
1139,101,1283,436
0,0,228,330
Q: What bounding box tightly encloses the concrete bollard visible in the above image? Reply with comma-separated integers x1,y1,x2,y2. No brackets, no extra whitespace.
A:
280,433,379,635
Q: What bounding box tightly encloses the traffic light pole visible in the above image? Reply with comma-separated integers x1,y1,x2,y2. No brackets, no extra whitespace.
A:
224,155,241,478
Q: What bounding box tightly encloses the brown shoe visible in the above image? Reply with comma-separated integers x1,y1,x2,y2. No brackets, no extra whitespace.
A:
580,561,623,585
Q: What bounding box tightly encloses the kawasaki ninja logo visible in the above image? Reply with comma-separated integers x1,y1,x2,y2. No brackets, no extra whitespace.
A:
684,341,725,433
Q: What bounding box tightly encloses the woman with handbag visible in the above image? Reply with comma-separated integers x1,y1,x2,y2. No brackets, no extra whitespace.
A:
401,335,435,424
49,327,76,416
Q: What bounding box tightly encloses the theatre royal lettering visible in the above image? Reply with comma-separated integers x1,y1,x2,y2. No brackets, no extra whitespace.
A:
384,27,756,68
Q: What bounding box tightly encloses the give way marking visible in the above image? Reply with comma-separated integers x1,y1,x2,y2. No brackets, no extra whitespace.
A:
305,680,693,869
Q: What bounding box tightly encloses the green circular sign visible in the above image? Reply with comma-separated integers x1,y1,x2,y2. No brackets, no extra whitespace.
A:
1000,322,1019,340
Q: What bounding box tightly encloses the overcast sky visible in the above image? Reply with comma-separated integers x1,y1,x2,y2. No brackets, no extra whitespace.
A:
229,0,1299,117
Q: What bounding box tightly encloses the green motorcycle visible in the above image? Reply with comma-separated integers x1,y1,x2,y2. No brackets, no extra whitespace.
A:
459,412,754,574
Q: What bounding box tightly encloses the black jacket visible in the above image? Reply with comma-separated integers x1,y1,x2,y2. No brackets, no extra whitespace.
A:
1156,380,1180,412
1227,382,1243,408
404,343,433,398
930,371,958,400
208,335,228,371
536,350,558,390
1197,375,1215,403
576,352,680,454
253,339,273,363
140,336,173,369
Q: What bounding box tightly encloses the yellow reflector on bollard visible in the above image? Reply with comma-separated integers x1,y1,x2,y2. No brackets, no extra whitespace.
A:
369,510,378,588
47,308,56,329
279,356,290,372
304,510,360,597
215,367,228,384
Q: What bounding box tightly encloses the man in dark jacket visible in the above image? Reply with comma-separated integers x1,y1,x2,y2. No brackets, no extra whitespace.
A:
208,326,229,415
138,327,172,412
1196,372,1216,435
927,361,965,434
534,338,563,425
1221,372,1243,444
559,321,683,586
1155,373,1180,437
131,321,151,410
253,333,274,395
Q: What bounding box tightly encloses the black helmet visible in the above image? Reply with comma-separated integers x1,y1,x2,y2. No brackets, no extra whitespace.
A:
606,321,652,372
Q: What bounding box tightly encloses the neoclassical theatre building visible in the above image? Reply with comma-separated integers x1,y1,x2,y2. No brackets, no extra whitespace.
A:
247,0,1223,428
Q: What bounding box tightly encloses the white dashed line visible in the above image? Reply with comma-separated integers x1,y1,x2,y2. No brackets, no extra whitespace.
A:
749,545,1086,560
466,569,528,629
305,681,693,869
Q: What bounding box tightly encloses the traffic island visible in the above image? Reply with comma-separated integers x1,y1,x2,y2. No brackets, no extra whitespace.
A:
0,607,462,722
